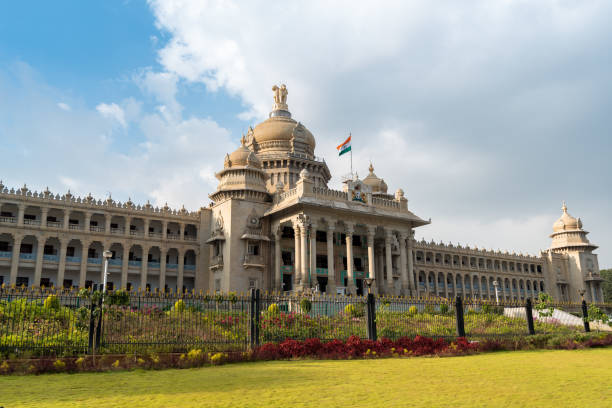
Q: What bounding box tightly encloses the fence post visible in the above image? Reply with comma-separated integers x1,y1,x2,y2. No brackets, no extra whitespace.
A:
581,300,590,333
525,298,535,335
95,296,103,351
249,288,256,349
366,293,377,341
87,299,97,354
254,289,261,347
455,296,465,338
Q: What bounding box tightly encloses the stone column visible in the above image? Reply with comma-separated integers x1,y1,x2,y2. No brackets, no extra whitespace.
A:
141,246,149,290
104,214,111,233
17,204,25,227
159,247,167,291
9,234,23,285
144,218,150,238
385,229,394,295
366,226,376,292
590,282,597,303
326,221,336,294
121,244,129,289
33,235,45,287
180,223,185,241
293,221,301,287
41,207,49,228
84,212,92,233
81,241,90,288
407,232,415,296
63,209,71,230
345,222,356,295
274,227,282,291
399,232,409,296
310,223,317,289
178,248,185,292
124,216,132,237
376,246,384,294
57,239,68,288
162,220,168,240
300,222,309,288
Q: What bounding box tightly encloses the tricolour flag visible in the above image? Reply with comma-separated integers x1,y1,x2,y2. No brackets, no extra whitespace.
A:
337,135,351,156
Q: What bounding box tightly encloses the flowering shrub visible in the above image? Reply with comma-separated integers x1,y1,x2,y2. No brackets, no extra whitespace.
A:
408,306,418,315
44,295,60,310
267,303,280,315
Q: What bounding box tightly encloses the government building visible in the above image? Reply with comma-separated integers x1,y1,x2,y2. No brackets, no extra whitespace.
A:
0,86,605,303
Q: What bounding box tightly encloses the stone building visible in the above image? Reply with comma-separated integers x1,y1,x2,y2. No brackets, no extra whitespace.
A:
0,85,605,303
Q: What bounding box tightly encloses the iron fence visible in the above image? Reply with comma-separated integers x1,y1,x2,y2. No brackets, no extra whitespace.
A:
0,287,610,357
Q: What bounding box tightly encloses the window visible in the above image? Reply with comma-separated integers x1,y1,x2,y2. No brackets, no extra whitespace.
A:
85,280,93,289
111,223,118,229
16,277,29,287
316,231,327,242
44,245,54,255
353,235,362,246
126,282,132,291
47,216,57,222
316,255,327,268
130,225,136,231
69,219,79,225
106,282,114,291
146,284,151,291
63,279,73,289
0,241,9,251
342,257,347,270
40,278,50,287
149,227,154,233
281,227,294,238
248,279,257,289
88,248,97,258
354,257,363,271
20,244,33,254
1,211,13,217
282,251,292,265
90,220,98,227
247,243,260,256
66,247,75,257
24,214,36,220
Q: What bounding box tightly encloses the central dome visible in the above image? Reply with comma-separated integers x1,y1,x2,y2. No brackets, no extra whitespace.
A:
246,84,316,158
553,202,582,233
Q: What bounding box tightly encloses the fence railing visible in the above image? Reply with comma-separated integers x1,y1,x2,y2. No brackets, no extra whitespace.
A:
0,287,610,357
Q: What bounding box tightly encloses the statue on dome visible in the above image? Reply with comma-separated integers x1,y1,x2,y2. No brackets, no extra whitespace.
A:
272,84,288,111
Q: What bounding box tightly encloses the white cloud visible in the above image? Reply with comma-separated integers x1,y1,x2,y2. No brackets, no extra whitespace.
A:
96,102,127,128
57,102,71,111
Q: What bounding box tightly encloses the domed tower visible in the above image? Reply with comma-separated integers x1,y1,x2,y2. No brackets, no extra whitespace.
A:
244,84,331,193
362,163,391,199
549,202,603,302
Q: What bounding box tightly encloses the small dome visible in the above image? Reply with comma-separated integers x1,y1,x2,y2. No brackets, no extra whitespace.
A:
362,163,388,194
553,202,581,232
225,136,262,169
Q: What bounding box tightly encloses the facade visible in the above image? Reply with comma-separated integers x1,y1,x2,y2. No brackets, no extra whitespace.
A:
0,85,605,303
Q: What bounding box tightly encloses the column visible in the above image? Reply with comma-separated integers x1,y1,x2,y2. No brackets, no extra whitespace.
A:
293,221,301,287
180,223,185,240
33,235,45,287
326,222,336,294
57,239,68,288
399,232,409,296
104,214,111,233
41,207,49,227
98,243,106,288
162,220,168,240
121,244,129,289
470,276,475,299
9,234,23,285
63,209,71,230
309,223,317,289
84,212,92,233
144,218,150,238
590,282,597,303
124,216,132,237
159,247,167,291
366,226,376,292
17,204,25,227
140,246,149,290
385,229,393,295
345,222,356,294
407,232,415,296
300,222,308,289
177,248,185,292
81,241,90,288
376,247,384,294
274,227,282,291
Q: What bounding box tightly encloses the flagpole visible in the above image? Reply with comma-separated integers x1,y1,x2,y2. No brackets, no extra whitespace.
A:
350,132,353,177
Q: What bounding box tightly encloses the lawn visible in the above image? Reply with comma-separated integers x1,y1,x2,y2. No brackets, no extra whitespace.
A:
1,349,611,407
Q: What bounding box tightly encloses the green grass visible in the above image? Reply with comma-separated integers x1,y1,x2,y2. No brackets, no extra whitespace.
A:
2,349,611,407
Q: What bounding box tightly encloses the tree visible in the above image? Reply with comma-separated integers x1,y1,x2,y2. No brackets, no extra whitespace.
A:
601,269,612,303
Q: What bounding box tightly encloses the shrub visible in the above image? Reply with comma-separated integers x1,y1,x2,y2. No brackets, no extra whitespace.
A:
424,304,436,314
187,349,203,361
210,352,227,365
107,290,130,306
439,303,449,314
408,306,418,316
43,295,60,310
344,304,365,318
172,299,186,313
587,304,609,325
52,359,66,371
267,303,280,315
300,298,312,314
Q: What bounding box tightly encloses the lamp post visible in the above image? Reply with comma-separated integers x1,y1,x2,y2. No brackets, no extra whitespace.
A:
363,278,375,294
493,280,499,305
102,250,112,294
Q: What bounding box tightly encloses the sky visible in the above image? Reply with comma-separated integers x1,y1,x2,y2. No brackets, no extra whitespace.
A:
0,1,610,268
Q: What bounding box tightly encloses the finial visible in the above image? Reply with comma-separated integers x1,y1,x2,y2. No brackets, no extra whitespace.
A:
368,162,374,174
562,201,567,213
240,134,246,146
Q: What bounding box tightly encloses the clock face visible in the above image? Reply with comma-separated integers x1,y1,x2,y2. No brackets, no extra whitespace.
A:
250,217,258,225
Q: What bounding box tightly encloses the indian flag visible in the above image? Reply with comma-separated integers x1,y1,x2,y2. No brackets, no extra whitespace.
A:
337,135,351,156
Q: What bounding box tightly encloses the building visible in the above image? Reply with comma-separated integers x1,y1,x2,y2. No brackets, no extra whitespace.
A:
0,85,605,303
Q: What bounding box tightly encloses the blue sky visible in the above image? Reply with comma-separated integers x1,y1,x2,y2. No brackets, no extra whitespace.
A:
0,1,611,268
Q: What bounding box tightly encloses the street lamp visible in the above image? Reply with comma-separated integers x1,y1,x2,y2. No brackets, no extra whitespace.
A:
492,280,499,305
363,278,375,294
578,289,586,301
102,250,112,294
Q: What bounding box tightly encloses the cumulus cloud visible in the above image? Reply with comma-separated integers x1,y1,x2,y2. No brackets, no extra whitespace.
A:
147,0,612,265
57,102,71,111
96,102,127,128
